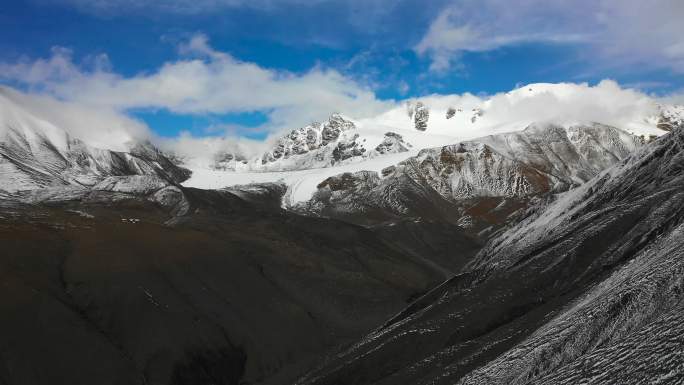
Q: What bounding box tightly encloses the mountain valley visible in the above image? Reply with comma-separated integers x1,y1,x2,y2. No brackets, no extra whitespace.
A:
1,82,683,385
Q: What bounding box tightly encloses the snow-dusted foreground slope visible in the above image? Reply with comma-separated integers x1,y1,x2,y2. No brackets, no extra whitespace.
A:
296,126,684,385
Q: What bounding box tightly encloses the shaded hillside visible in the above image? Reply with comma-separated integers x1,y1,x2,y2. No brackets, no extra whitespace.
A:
0,180,478,385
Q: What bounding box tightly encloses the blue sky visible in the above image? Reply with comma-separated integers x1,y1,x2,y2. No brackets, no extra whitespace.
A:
1,0,683,139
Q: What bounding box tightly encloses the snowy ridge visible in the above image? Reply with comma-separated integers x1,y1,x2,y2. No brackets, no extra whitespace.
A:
294,122,642,226
184,82,677,206
0,92,190,192
208,113,416,172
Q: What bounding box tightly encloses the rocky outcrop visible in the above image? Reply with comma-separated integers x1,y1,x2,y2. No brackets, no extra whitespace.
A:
470,107,483,123
261,113,356,166
210,151,247,171
414,102,429,131
373,132,411,155
321,113,355,145
656,104,684,131
255,116,414,171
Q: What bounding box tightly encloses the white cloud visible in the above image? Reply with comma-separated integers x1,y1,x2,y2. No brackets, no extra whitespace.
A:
416,0,684,73
481,80,659,129
0,34,392,134
0,86,150,152
659,90,684,106
1,35,676,161
405,80,660,130
157,131,268,167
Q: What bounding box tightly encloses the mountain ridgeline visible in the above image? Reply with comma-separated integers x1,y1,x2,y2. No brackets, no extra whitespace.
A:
0,91,189,193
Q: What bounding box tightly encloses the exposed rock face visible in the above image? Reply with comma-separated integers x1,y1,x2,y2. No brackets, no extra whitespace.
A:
414,102,429,131
321,113,355,145
260,113,359,169
296,126,684,385
261,122,322,164
446,107,456,120
656,104,684,131
211,151,248,171
127,141,192,182
471,107,484,123
374,132,411,155
256,115,414,171
332,134,366,164
297,122,642,230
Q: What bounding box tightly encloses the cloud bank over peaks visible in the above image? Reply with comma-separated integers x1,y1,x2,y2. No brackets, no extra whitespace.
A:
0,86,150,152
0,34,392,149
481,80,660,129
0,33,676,163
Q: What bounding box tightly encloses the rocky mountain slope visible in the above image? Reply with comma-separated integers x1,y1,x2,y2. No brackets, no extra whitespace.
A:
296,126,684,385
0,93,189,192
206,113,415,172
295,122,642,232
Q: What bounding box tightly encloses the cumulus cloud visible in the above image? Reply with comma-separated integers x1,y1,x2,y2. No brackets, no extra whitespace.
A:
0,34,392,136
481,80,659,129
416,0,684,73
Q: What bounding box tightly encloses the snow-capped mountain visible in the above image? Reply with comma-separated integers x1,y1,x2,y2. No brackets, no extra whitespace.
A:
295,122,642,229
183,82,680,209
254,113,414,171
295,125,684,385
199,113,415,172
0,92,190,192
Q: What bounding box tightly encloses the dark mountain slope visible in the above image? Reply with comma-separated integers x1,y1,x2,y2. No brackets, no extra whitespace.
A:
0,180,461,385
296,127,684,384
